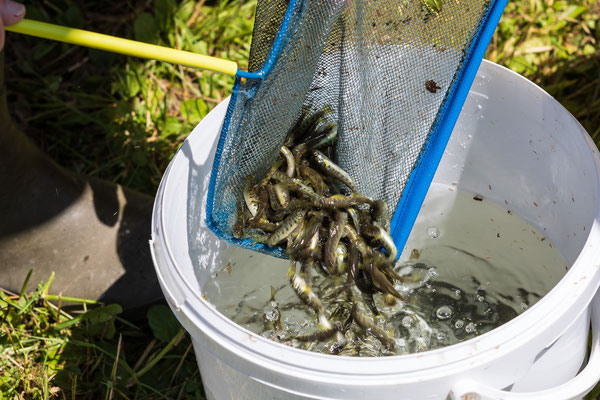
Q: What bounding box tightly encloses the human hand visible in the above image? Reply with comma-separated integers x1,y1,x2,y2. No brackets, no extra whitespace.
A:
0,0,25,51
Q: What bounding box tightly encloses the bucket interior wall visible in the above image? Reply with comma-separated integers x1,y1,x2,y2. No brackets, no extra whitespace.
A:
434,67,596,266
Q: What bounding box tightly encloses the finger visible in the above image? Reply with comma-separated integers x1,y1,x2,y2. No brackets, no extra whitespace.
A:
1,0,25,27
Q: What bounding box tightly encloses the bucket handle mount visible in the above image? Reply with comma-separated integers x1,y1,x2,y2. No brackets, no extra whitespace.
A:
450,292,600,400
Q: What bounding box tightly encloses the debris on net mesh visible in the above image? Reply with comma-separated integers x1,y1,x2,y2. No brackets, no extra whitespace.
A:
205,0,505,353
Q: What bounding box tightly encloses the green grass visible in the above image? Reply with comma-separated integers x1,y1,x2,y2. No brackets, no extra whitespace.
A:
0,272,201,399
2,0,600,398
486,0,600,140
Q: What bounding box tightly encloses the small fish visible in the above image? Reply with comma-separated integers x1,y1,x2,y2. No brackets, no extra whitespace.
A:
266,208,307,247
312,150,358,192
272,170,321,204
343,225,371,257
274,183,291,208
305,123,338,151
291,123,330,167
320,194,375,209
373,200,390,233
367,221,397,262
362,292,380,316
288,212,323,258
324,211,348,275
265,184,284,211
288,262,330,329
298,164,327,196
348,244,378,296
233,192,246,239
369,263,403,300
259,158,284,187
335,242,348,274
283,107,309,147
346,207,362,236
248,217,278,233
262,286,284,335
289,106,331,147
294,325,338,343
243,178,260,217
280,146,295,178
248,186,269,223
351,302,395,350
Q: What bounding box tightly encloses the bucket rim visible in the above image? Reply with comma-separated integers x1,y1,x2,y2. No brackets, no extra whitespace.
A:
151,60,600,382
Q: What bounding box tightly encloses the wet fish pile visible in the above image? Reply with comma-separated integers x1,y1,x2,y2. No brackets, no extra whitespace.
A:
233,108,407,353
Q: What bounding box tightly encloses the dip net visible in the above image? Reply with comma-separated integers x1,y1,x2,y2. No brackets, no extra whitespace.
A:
207,0,507,257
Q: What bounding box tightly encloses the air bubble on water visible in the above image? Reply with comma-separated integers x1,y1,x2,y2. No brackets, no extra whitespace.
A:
437,333,446,341
455,320,464,329
265,309,279,321
465,322,476,333
428,267,438,277
477,295,485,302
427,226,440,238
402,316,414,328
455,289,462,298
435,306,452,320
521,302,528,310
397,265,414,276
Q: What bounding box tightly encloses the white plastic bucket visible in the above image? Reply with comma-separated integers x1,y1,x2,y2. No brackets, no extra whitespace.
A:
150,60,600,400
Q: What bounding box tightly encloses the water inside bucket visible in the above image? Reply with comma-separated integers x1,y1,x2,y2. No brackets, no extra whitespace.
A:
202,182,567,356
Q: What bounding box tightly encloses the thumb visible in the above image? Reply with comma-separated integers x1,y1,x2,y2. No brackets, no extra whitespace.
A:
1,0,25,27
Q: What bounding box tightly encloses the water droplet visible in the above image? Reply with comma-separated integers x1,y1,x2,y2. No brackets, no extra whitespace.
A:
436,306,452,320
402,316,414,327
465,322,476,333
477,104,483,110
454,320,464,329
428,267,438,277
520,302,528,311
427,226,440,238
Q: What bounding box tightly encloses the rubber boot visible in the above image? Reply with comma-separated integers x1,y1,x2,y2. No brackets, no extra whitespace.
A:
0,53,163,310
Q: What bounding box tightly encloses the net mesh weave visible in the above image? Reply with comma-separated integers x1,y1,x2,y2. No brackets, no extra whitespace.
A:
207,0,495,256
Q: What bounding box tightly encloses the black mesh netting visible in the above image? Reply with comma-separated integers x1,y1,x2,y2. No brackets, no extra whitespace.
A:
207,0,494,256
